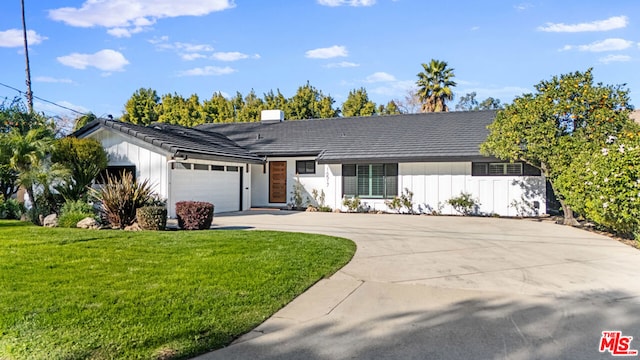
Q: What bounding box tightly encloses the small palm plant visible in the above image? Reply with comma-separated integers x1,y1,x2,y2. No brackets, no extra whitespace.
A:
91,171,155,229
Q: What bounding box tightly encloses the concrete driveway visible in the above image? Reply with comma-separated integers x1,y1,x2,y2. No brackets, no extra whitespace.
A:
194,211,640,360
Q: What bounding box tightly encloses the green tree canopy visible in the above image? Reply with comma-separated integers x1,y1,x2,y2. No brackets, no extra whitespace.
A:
157,93,205,127
288,82,339,119
122,88,160,125
236,89,265,122
72,112,97,132
378,100,402,115
202,92,235,123
51,137,108,202
342,88,377,117
416,59,456,112
480,69,634,224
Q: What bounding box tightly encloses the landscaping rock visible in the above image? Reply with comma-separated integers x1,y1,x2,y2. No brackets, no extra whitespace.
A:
43,214,58,227
333,209,342,213
77,217,100,230
306,206,318,212
124,223,142,231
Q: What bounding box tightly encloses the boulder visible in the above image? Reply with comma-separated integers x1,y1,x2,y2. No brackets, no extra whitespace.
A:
124,223,142,231
306,206,318,212
43,214,58,227
333,208,342,213
77,217,100,230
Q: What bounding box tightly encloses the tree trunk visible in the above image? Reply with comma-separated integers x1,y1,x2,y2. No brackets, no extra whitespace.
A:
541,163,580,226
21,0,33,112
560,200,580,226
25,185,38,224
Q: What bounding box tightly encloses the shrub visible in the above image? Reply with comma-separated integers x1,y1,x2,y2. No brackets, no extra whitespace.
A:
557,133,640,238
176,201,214,230
447,192,480,215
91,171,156,229
58,200,98,228
52,137,108,202
385,188,415,214
136,206,167,231
342,196,361,212
0,198,25,220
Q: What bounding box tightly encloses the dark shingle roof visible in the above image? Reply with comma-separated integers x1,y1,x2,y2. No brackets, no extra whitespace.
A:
73,118,263,163
197,111,497,163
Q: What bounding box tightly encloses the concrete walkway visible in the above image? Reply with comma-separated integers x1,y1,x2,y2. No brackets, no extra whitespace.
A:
194,211,640,360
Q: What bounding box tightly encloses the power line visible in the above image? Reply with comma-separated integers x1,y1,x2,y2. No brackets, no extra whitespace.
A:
0,81,88,116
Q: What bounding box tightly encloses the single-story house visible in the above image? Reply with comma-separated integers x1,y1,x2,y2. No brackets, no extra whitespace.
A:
75,110,547,217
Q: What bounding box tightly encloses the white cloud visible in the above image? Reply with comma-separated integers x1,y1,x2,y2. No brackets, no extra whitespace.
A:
178,66,236,76
34,76,74,84
369,80,415,98
324,61,360,68
57,49,129,71
561,38,634,52
538,16,628,33
49,0,235,37
0,29,47,47
212,52,249,61
317,0,375,6
151,37,218,60
514,3,532,11
365,72,396,83
181,53,207,61
305,45,348,59
599,54,632,64
470,26,480,31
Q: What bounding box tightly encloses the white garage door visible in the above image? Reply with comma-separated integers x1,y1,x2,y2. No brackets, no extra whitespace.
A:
170,164,241,215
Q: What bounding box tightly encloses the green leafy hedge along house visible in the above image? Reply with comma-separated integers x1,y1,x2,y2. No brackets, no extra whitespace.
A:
75,110,546,217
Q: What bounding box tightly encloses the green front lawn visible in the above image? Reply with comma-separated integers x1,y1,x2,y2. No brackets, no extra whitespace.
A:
0,221,355,360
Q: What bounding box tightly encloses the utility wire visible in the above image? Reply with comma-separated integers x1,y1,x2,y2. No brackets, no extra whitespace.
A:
0,81,88,116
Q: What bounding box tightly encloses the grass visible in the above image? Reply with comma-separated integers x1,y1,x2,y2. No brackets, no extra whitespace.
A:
0,221,355,360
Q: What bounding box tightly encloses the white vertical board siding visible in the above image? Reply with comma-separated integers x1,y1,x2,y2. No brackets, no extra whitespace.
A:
169,164,244,216
90,129,168,199
399,162,546,216
249,157,329,208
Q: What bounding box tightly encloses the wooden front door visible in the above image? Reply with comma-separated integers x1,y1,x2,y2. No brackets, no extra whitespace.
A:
269,161,287,203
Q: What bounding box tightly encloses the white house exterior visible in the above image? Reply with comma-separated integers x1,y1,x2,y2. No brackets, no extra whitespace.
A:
76,110,547,217
76,121,261,217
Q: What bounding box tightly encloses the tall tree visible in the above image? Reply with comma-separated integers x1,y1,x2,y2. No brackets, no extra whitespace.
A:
157,93,205,127
455,92,479,111
202,92,235,123
378,100,402,115
480,69,633,225
236,89,265,122
122,88,160,125
21,0,33,112
478,97,503,110
5,124,55,218
416,59,456,112
341,88,377,117
263,89,289,117
288,82,339,119
456,93,503,111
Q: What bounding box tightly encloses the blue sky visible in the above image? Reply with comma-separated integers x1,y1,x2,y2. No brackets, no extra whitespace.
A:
1,0,639,119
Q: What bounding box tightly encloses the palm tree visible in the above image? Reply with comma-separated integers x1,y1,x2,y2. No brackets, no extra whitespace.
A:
416,59,457,112
7,126,54,219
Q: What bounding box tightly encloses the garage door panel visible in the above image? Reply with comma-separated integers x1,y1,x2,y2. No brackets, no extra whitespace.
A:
170,168,240,214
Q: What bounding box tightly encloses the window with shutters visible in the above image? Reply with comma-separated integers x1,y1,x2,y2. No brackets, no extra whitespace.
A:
472,162,539,176
342,163,397,198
